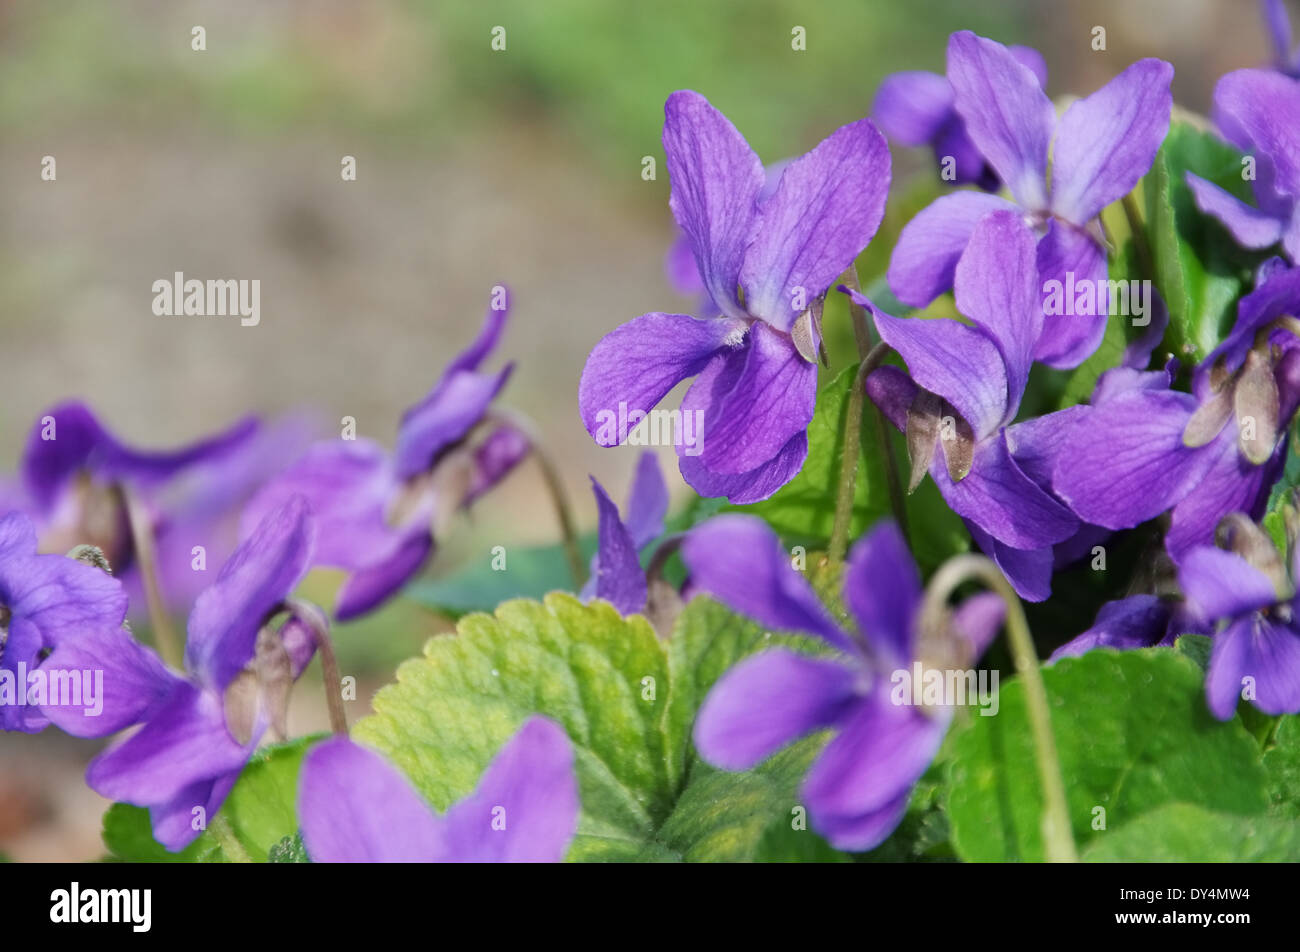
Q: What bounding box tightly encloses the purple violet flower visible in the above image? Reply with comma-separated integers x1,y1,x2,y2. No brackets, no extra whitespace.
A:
298,716,579,862
1179,539,1300,719
0,511,129,733
39,497,318,851
581,451,669,616
888,31,1172,368
1049,594,1186,662
1052,266,1300,562
242,292,528,620
3,401,306,617
1186,68,1300,263
580,90,890,504
685,516,1003,851
874,44,1047,191
850,210,1079,601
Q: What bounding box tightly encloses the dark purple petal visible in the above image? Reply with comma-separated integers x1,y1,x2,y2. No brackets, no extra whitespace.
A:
1051,389,1213,530
1049,594,1171,661
681,514,851,650
966,521,1055,603
86,681,251,806
1034,221,1110,368
740,119,890,329
334,529,433,621
873,71,953,145
887,190,1017,307
589,476,647,615
865,365,919,432
1203,264,1300,378
0,618,47,732
665,232,707,298
1187,173,1285,249
1179,546,1278,623
693,322,818,476
860,294,1008,439
802,688,948,830
953,210,1042,409
299,737,446,862
186,496,315,690
934,432,1078,550
579,312,743,446
947,31,1054,209
1049,59,1173,224
1206,615,1300,719
462,423,531,508
0,547,128,644
623,451,669,550
439,717,578,863
843,522,920,669
663,90,765,319
394,364,512,480
677,429,808,505
694,649,857,770
1166,430,1282,561
443,295,510,379
1008,45,1049,87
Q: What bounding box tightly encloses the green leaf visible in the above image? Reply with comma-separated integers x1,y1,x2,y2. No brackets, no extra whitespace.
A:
101,736,319,863
1144,121,1265,362
405,535,596,619
1264,714,1300,819
946,648,1270,862
735,361,967,571
1082,803,1300,861
353,592,853,862
268,832,310,863
1174,633,1212,671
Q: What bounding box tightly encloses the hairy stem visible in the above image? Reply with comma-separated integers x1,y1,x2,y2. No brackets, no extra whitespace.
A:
286,599,349,735
828,340,891,563
840,266,910,546
210,813,251,862
119,485,182,669
921,554,1078,863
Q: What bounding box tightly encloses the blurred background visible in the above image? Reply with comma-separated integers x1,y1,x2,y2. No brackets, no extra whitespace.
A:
0,0,1278,859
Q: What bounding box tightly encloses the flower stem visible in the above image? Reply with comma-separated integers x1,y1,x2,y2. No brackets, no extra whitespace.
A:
828,339,892,564
489,409,585,587
921,554,1078,863
1120,193,1155,282
840,267,910,547
118,485,182,669
286,598,348,735
210,813,251,863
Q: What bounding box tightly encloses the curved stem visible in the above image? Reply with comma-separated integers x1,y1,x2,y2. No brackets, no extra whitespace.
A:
488,409,585,586
921,554,1078,863
286,598,348,736
644,533,684,587
119,485,182,669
